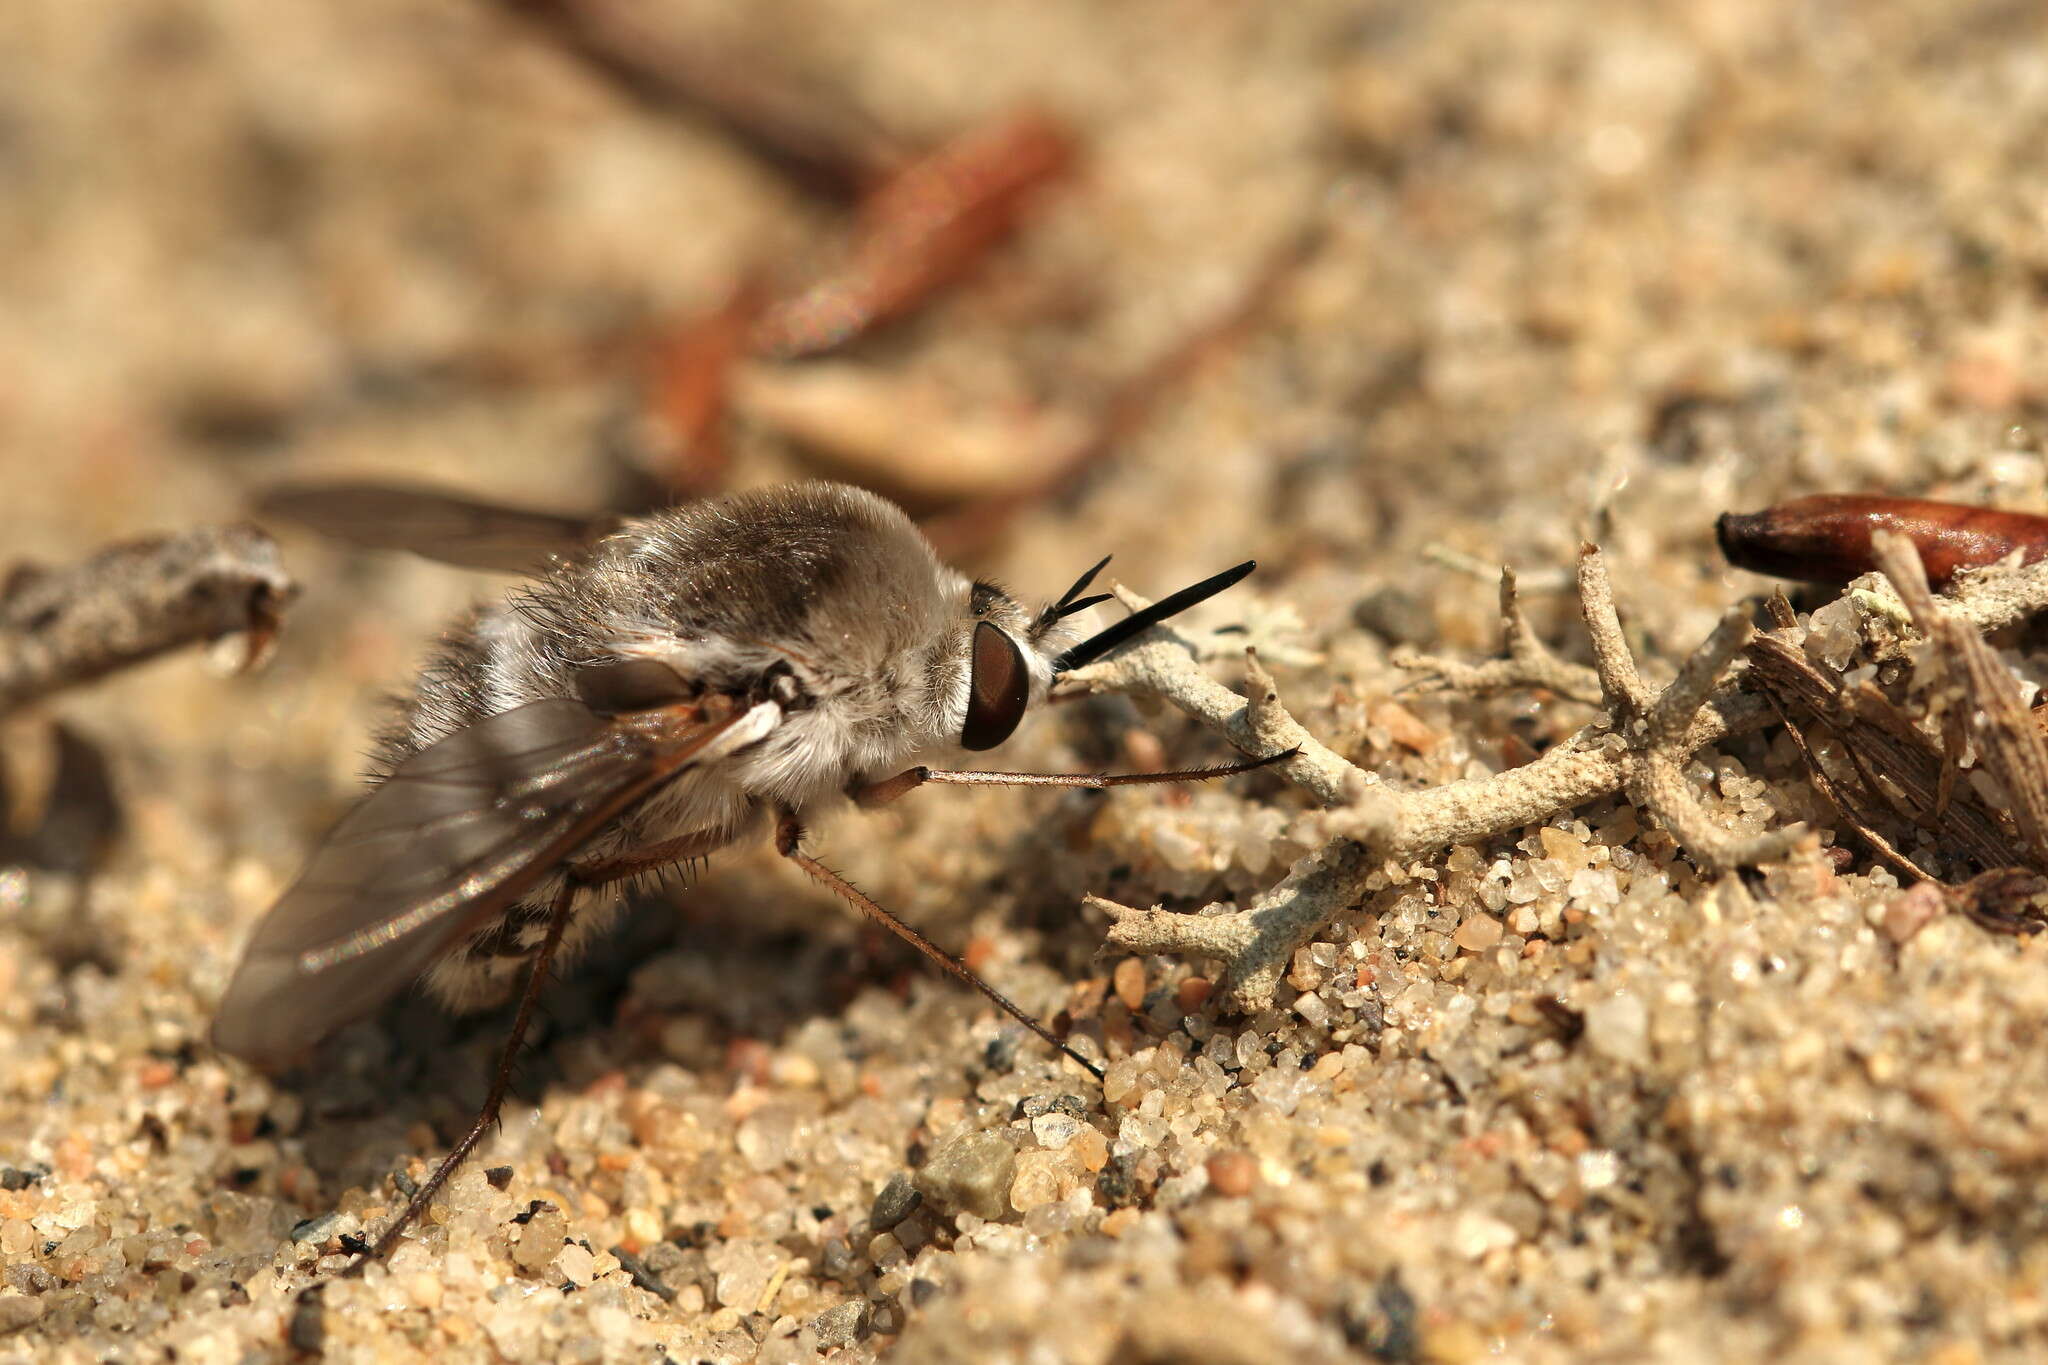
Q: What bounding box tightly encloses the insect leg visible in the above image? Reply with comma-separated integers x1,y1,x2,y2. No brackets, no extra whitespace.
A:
850,747,1295,808
773,812,1104,1080
343,875,579,1275
569,827,737,885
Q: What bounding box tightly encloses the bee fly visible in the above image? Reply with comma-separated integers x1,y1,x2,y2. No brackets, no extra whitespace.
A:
216,479,1283,1268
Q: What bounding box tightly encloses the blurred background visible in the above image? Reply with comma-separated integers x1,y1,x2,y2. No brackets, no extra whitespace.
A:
3,0,2047,1360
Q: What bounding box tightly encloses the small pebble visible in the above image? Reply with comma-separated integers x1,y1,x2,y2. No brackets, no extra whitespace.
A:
1031,1113,1086,1149
1884,882,1946,944
1069,1127,1110,1173
510,1205,570,1275
553,1242,597,1287
1422,1319,1489,1364
810,1299,871,1347
708,1239,783,1310
1454,914,1504,953
1099,1208,1140,1238
290,1213,339,1244
0,1292,45,1333
1176,977,1213,1011
1369,699,1439,753
818,1239,855,1283
404,1270,444,1310
1112,958,1148,1012
868,1173,922,1231
1451,1211,1517,1259
915,1132,1017,1221
1008,1150,1083,1212
1017,1093,1088,1120
1351,585,1433,645
1583,992,1650,1067
1206,1151,1257,1197
286,1289,325,1355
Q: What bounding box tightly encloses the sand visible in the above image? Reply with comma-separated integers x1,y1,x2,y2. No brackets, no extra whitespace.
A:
4,1,2048,1360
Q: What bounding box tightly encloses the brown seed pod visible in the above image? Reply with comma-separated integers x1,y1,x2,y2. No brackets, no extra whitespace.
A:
1717,493,2048,589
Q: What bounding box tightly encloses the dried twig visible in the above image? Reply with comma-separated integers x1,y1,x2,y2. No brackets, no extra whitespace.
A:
0,525,296,714
1419,544,1574,594
753,108,1077,359
1871,530,2048,868
1073,533,2048,1009
1759,685,1933,882
1613,590,1805,872
1745,633,2016,872
490,0,902,201
1393,567,1603,705
920,228,1316,560
1067,547,1782,1009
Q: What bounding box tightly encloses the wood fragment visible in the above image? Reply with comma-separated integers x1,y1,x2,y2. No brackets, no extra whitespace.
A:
1744,631,2016,871
1,525,297,714
754,108,1077,358
1395,566,1604,705
629,279,767,500
922,228,1314,558
1072,547,1784,1007
491,0,902,200
1872,529,2048,869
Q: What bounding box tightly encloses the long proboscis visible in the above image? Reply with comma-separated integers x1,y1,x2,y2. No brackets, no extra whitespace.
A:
1051,560,1256,673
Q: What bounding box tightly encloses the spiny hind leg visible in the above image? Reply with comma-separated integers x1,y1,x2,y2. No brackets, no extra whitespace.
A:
569,827,737,886
345,874,580,1273
421,827,741,1012
423,881,614,1012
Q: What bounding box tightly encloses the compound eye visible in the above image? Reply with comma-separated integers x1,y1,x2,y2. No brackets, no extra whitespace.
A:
961,621,1029,751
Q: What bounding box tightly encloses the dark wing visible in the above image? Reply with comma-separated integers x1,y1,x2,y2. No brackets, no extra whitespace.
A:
212,697,747,1066
255,481,615,573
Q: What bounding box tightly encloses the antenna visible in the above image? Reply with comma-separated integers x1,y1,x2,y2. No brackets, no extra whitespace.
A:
1052,560,1256,673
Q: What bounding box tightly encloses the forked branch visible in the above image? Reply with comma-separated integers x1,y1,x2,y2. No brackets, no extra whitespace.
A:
1071,539,2048,1010
1064,549,1783,1010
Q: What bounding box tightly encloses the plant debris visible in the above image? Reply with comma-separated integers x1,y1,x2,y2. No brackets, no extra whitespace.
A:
0,525,296,715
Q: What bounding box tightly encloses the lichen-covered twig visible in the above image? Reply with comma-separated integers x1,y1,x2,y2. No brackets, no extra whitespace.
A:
1067,549,1783,1009
1392,567,1604,706
1086,839,1378,1011
1580,549,1806,871
1574,545,1654,717
1072,539,2048,1010
0,525,296,714
1065,620,1357,809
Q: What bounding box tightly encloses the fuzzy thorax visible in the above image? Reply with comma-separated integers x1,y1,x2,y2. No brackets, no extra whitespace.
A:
382,483,1078,1012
